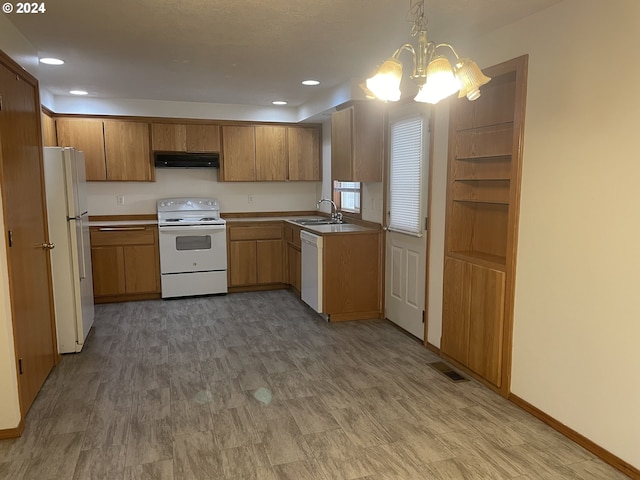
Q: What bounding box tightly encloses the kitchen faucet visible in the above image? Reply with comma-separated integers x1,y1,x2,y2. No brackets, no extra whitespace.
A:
316,198,342,223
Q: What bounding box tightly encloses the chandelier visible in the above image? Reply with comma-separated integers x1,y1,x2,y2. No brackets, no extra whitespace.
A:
363,0,490,104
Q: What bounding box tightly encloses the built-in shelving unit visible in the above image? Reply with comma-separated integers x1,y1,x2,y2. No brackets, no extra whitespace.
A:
441,55,528,394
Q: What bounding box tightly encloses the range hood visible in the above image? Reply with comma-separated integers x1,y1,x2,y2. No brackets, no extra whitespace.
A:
154,152,219,168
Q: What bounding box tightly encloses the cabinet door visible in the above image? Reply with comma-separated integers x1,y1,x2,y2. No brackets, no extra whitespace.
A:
91,246,126,296
468,264,506,387
186,124,220,152
104,121,153,181
352,103,384,182
257,239,284,284
288,244,301,293
123,244,160,294
152,123,186,151
56,118,107,181
441,257,471,365
229,240,257,286
331,107,353,181
41,111,57,146
221,125,256,181
255,126,287,181
288,127,320,181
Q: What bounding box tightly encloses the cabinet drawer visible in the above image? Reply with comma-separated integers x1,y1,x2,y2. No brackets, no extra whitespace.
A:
228,225,282,241
90,226,156,246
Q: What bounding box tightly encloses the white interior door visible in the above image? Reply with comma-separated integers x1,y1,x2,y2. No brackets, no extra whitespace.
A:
384,107,430,340
385,230,426,338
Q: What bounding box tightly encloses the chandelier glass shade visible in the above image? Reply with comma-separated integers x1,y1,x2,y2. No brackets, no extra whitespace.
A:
364,0,490,104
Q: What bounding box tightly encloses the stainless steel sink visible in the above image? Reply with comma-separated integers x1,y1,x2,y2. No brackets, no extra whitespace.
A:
290,218,345,226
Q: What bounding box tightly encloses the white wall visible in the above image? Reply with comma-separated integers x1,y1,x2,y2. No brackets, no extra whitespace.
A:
88,169,320,215
428,0,640,468
426,101,449,347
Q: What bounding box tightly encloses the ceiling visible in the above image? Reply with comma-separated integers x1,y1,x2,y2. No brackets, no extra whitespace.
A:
8,0,563,108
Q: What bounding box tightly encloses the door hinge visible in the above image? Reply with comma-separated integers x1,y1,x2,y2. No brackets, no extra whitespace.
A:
7,230,13,247
18,358,23,375
0,94,3,112
422,311,425,324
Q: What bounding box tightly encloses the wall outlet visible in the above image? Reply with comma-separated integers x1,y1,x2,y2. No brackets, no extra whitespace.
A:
248,194,254,204
116,195,125,206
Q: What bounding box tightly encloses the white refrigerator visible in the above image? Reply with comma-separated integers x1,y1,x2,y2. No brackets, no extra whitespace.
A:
43,147,95,353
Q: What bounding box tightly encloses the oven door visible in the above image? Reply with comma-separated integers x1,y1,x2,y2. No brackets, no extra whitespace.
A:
158,224,227,274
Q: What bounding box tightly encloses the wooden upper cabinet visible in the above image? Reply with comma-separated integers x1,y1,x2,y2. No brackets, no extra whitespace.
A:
220,125,256,181
186,124,220,152
103,121,153,181
41,111,57,146
288,126,320,181
151,123,220,152
151,123,186,151
255,125,287,181
56,118,107,181
331,102,384,182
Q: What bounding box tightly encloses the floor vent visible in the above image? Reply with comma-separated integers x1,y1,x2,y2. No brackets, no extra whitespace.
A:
428,361,469,383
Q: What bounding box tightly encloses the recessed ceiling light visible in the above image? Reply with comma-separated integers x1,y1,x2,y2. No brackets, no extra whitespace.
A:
40,57,64,65
272,101,288,105
69,90,88,95
302,80,320,86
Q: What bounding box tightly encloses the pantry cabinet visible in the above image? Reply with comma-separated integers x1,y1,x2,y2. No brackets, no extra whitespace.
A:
90,225,161,303
57,118,153,181
151,123,220,152
441,55,528,393
227,223,285,289
331,101,384,182
41,110,57,146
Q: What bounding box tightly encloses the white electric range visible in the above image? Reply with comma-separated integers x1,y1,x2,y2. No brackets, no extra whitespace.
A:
157,197,227,298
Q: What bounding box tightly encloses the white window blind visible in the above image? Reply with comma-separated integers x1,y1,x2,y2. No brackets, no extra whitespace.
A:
389,114,424,236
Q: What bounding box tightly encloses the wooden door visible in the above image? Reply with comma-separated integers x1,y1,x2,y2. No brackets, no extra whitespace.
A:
151,123,186,151
441,257,471,364
41,110,57,146
0,55,58,415
288,244,301,293
257,239,284,284
123,245,160,293
91,246,126,296
56,118,106,181
103,121,152,181
288,127,320,181
468,264,506,386
255,126,287,181
330,107,353,181
228,241,257,285
221,126,256,181
186,124,220,152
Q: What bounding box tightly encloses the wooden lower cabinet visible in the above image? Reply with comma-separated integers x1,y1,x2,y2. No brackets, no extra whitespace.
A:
322,231,382,321
441,257,506,387
287,244,301,293
90,225,161,302
227,223,285,289
284,223,302,294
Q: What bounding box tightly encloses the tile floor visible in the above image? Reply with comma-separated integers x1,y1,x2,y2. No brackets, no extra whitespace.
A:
0,290,629,479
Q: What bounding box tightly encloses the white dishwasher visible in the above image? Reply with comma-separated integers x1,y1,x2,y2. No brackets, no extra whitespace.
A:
301,230,323,313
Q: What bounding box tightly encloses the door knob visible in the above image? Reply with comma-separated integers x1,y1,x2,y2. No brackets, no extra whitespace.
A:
41,242,55,250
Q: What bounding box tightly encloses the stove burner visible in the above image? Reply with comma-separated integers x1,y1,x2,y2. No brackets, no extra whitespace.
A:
200,217,218,221
165,218,182,222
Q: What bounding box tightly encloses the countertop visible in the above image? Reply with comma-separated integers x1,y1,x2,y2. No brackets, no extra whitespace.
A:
88,215,379,234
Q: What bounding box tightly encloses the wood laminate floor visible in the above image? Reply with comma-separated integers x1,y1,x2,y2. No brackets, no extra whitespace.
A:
0,290,629,479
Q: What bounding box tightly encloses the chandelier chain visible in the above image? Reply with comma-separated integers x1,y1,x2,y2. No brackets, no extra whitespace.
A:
408,0,428,37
